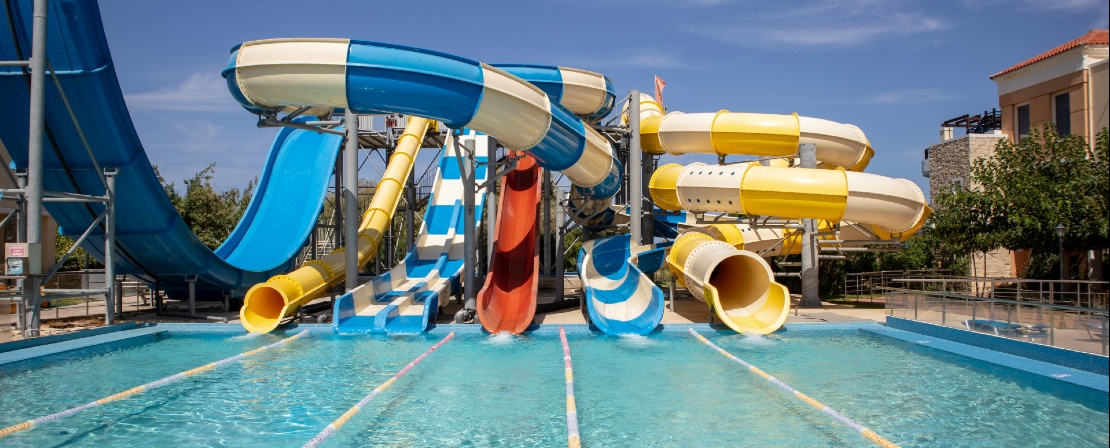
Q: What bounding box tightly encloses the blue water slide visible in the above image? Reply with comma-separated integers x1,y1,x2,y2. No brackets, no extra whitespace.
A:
334,138,487,334
576,234,670,335
492,64,616,122
226,39,622,201
0,0,340,293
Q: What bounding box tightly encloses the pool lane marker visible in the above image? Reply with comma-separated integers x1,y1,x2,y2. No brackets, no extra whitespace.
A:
302,332,455,448
0,330,309,439
687,328,900,448
559,327,582,448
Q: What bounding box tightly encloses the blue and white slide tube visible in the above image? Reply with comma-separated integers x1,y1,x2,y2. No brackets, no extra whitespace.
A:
577,234,672,335
223,39,621,202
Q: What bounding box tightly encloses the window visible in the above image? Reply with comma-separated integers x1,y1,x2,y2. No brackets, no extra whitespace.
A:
1054,92,1071,135
1017,104,1030,141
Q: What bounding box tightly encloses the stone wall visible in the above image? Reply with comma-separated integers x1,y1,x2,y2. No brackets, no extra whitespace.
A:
927,133,1013,278
925,133,1005,199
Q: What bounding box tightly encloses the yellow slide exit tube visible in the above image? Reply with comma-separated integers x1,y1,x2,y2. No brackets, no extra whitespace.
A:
240,117,432,333
666,232,790,334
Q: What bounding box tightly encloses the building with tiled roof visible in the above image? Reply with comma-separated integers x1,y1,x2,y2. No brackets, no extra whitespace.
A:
990,29,1108,144
924,29,1108,279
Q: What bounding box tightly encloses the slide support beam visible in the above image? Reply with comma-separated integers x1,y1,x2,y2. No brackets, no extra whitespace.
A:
799,143,821,308
629,90,643,245
344,110,359,292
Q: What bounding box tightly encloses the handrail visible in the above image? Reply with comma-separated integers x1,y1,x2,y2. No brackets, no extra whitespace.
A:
880,286,1109,314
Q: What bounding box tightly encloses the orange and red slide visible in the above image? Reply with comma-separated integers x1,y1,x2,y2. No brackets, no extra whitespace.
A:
477,153,542,334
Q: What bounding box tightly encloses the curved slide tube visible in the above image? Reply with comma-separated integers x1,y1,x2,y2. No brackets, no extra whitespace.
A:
333,132,489,334
492,64,615,124
477,153,541,335
694,219,908,258
632,93,873,171
0,0,339,294
577,234,670,335
650,162,930,239
650,160,930,334
224,38,621,203
241,118,431,334
667,232,790,334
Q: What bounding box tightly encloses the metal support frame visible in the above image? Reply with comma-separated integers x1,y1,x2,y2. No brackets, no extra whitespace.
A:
8,4,125,336
628,90,643,245
798,143,822,308
343,110,359,292
453,134,478,323
554,188,567,301
483,142,498,276
186,275,197,316
543,169,553,276
103,170,117,325
406,158,417,251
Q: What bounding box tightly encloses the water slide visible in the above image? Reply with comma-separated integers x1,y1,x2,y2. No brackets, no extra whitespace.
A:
332,132,489,334
638,95,930,334
224,39,622,208
477,153,541,335
241,117,432,333
0,0,339,296
577,235,670,335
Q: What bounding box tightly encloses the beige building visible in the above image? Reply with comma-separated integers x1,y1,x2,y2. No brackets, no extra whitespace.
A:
925,29,1108,278
991,29,1109,144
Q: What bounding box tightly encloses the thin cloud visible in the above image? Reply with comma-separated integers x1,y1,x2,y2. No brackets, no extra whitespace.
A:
686,1,948,49
861,88,956,105
562,49,688,70
965,0,1108,12
125,72,240,112
589,0,730,7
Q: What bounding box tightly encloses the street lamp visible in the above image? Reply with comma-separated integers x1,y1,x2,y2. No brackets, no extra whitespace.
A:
1055,223,1066,281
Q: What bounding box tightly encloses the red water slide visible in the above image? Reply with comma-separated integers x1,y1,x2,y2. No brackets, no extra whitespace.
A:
477,153,542,334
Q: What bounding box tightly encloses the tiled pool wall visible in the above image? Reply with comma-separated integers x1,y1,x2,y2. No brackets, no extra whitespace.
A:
0,322,143,354
886,316,1109,376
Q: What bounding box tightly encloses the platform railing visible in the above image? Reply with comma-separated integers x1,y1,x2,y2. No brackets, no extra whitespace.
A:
844,269,954,302
885,278,1109,355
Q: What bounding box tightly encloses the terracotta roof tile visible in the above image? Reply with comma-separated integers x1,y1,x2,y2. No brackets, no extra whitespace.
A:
990,29,1108,79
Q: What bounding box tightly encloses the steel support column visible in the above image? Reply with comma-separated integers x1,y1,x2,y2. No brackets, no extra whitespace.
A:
798,143,822,308
628,90,643,245
104,169,117,325
455,137,478,322
344,110,359,292
543,169,552,276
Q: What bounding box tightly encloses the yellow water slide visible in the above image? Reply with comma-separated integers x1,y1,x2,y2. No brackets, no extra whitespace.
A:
239,117,431,333
634,93,874,171
666,232,791,334
637,94,929,334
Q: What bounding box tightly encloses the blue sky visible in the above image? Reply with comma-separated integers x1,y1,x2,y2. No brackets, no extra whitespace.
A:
102,0,1109,198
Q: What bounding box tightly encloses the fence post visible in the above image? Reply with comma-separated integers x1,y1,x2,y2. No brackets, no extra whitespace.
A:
941,282,947,326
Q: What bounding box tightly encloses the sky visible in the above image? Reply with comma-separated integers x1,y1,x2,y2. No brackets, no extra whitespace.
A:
100,0,1110,199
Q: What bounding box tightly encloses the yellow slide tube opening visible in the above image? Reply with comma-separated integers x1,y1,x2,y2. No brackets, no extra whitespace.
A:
240,117,431,333
705,252,790,335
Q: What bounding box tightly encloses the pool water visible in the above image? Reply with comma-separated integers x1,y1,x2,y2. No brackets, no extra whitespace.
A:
0,327,1106,447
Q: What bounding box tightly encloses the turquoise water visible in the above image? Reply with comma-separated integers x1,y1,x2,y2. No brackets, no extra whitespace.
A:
0,328,1106,447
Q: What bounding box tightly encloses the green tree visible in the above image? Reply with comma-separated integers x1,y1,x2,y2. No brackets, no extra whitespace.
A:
930,125,1109,279
156,163,255,250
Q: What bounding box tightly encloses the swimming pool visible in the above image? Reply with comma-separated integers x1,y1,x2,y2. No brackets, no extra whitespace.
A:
0,324,1106,447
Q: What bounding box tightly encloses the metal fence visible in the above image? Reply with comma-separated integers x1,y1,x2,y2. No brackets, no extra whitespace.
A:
844,269,954,302
3,271,153,330
885,278,1109,355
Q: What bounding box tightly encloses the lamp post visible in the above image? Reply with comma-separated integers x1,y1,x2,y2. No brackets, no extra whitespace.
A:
1055,223,1066,281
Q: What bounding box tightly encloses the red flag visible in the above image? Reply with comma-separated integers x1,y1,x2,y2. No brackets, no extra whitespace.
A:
654,75,666,106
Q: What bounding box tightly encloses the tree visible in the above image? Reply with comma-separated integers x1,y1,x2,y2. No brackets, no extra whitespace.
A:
156,164,255,250
930,125,1109,279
